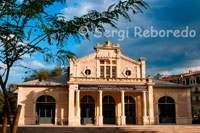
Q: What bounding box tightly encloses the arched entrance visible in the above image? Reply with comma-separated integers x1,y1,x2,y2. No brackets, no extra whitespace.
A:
125,96,136,124
81,95,95,124
36,95,55,124
103,96,115,124
158,96,176,123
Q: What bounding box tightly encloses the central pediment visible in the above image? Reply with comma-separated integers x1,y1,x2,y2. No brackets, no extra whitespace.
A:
69,40,147,83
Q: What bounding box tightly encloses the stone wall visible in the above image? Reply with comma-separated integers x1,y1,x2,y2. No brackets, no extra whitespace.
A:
153,87,192,124
17,86,68,125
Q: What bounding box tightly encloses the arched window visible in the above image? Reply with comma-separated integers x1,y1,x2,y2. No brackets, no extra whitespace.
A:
103,96,115,124
158,96,175,123
125,96,136,124
80,95,95,124
103,96,115,104
36,95,55,103
81,95,94,104
158,96,174,104
125,96,135,104
36,95,55,124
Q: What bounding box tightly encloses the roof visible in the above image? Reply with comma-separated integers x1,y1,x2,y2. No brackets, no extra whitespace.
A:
15,74,68,87
183,71,200,77
153,79,190,88
161,70,200,81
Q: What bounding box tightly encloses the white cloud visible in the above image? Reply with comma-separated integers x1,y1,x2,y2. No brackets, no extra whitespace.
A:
159,59,200,75
20,60,44,68
10,71,24,77
0,62,6,75
22,54,34,58
19,60,55,69
61,0,118,20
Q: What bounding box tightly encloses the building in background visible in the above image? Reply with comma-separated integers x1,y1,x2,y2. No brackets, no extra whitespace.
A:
161,71,200,112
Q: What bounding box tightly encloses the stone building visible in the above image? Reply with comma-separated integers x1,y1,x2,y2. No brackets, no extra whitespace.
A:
161,71,200,112
16,40,192,126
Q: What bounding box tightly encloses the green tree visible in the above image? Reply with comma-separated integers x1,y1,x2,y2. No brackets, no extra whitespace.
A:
153,73,164,80
24,67,66,81
0,0,149,132
0,91,17,124
51,67,63,77
0,91,5,124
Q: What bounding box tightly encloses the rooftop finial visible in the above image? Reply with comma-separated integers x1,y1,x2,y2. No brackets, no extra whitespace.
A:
105,40,112,47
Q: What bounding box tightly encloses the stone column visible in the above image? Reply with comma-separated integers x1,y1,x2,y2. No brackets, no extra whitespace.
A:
61,108,64,125
143,91,148,125
17,87,24,125
139,57,147,81
98,90,103,125
186,88,192,124
68,85,75,126
148,85,154,125
74,90,80,125
121,90,126,125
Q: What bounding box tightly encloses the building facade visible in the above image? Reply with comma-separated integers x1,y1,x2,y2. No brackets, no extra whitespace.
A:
16,41,192,126
161,71,200,112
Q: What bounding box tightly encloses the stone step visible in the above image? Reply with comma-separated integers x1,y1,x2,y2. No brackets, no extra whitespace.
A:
0,125,200,133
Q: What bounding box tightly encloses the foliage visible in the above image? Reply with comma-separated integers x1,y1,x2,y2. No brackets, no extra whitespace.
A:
0,0,149,129
0,90,17,124
24,67,67,81
192,106,200,124
153,73,164,80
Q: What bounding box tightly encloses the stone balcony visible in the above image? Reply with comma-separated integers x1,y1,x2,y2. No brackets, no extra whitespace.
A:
68,77,148,85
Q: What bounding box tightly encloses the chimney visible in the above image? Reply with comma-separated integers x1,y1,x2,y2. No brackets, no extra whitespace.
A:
189,70,192,74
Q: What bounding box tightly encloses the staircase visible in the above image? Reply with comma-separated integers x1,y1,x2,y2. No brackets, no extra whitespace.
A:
1,125,200,133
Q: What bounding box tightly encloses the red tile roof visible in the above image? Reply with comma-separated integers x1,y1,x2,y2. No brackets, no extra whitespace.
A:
160,70,200,81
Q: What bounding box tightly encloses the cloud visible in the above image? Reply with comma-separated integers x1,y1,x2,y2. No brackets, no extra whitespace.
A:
0,62,6,75
160,59,200,75
20,60,44,68
19,60,55,69
69,0,200,77
10,71,24,77
22,54,34,59
61,0,118,20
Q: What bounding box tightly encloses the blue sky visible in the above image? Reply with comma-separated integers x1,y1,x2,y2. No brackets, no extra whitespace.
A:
5,0,200,84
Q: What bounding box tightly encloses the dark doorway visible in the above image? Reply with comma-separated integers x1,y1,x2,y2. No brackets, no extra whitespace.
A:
103,96,115,124
36,95,55,124
125,96,136,124
81,95,95,124
158,96,176,123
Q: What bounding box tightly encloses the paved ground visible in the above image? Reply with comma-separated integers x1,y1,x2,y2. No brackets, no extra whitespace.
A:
1,125,200,133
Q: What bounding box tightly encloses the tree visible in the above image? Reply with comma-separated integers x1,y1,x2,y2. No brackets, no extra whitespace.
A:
0,0,149,132
153,73,164,80
0,91,5,124
24,67,66,81
0,90,17,125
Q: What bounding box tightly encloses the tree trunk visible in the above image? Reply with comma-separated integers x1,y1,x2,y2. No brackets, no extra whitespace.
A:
0,76,14,131
12,105,22,133
2,113,7,133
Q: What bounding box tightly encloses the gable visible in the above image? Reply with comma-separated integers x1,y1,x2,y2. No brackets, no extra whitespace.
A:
69,40,146,80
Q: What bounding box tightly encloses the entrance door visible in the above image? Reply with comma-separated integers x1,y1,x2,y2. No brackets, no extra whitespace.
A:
125,96,136,124
81,95,95,124
103,96,115,124
36,96,55,124
158,96,176,123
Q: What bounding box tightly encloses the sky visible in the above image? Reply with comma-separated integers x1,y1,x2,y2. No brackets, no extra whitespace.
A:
5,0,200,85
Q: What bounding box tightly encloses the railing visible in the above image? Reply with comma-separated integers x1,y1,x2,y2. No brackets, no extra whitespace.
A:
70,77,147,83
